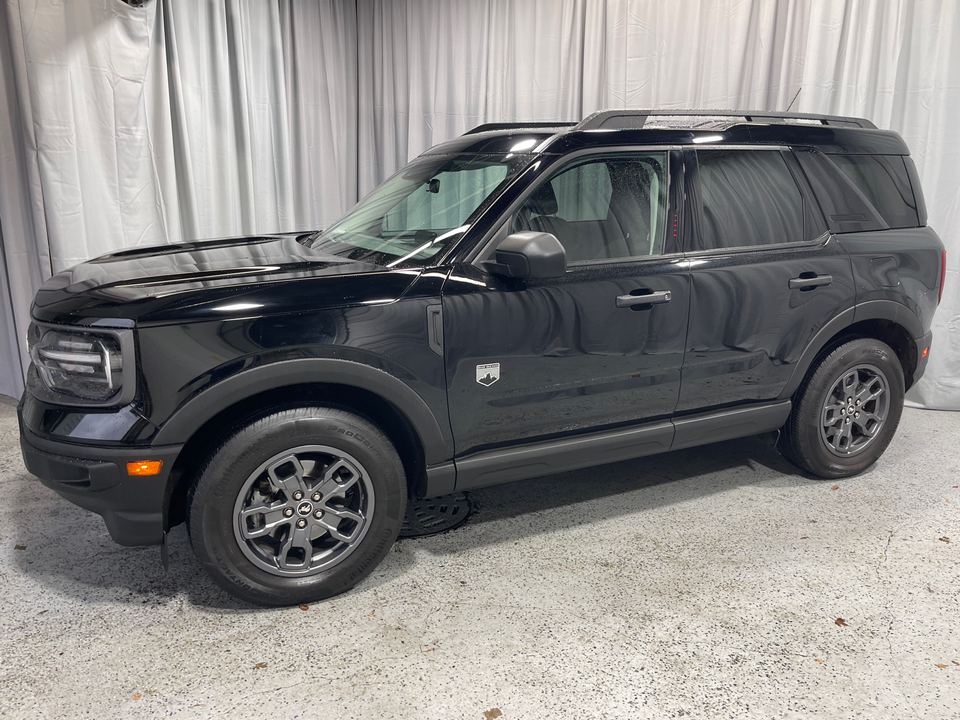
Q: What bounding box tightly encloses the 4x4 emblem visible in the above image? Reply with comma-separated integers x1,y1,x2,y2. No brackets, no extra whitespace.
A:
476,363,500,386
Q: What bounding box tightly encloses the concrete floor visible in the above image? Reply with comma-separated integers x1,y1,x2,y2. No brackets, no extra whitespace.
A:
0,401,957,720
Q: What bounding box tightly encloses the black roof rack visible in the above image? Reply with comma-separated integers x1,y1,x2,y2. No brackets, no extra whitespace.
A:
576,109,877,131
466,121,577,135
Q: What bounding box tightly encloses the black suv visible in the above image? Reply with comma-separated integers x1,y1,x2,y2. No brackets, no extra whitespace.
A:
19,110,945,606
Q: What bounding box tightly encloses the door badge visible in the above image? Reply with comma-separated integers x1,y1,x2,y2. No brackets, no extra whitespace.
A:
476,363,500,387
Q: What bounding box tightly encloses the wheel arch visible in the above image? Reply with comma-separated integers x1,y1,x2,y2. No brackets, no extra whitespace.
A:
155,359,451,531
779,301,922,402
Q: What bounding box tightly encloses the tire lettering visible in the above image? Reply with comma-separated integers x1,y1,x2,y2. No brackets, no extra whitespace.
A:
347,528,393,581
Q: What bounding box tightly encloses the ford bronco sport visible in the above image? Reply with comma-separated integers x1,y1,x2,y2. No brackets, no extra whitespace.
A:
19,110,945,605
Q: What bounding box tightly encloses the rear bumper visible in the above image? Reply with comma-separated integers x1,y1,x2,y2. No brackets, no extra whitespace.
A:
19,422,182,546
912,329,934,388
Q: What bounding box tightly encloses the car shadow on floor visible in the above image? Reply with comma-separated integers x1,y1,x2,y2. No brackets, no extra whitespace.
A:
397,433,833,555
6,432,826,610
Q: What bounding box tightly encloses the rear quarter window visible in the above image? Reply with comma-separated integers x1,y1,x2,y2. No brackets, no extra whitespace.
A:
827,155,920,229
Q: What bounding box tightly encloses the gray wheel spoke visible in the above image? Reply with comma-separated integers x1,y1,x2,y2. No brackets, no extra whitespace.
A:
277,524,314,570
239,503,291,539
840,370,858,395
853,411,881,436
826,423,851,453
822,402,844,427
316,459,361,499
316,513,362,543
321,504,364,525
267,454,308,496
856,379,884,404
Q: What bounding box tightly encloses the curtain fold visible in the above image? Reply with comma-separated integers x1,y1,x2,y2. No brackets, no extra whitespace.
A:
1,0,958,410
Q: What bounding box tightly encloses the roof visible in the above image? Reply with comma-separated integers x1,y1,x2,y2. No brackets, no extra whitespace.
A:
422,109,906,156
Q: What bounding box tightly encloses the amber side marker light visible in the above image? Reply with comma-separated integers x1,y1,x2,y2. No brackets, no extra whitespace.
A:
127,460,163,476
922,347,930,358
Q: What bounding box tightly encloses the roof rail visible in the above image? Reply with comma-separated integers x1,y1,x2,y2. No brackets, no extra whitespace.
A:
576,109,877,131
466,121,577,135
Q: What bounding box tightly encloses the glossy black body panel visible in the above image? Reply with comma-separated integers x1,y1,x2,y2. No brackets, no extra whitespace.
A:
31,233,409,325
135,284,453,453
442,258,690,455
838,227,943,334
678,238,857,412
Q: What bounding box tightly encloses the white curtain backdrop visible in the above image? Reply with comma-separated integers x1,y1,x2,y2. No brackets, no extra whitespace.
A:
1,0,958,410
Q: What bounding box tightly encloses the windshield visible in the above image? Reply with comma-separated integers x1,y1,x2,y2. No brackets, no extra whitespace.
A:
301,154,530,267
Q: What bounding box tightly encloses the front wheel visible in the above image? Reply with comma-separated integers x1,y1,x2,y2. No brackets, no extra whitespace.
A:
188,406,406,606
780,338,905,478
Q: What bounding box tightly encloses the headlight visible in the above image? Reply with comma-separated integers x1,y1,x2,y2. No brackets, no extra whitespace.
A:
27,323,134,405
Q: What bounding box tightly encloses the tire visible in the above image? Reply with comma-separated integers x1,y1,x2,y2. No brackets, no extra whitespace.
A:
779,338,904,479
187,406,406,606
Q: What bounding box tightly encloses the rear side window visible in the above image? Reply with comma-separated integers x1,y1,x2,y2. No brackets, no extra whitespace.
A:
694,150,807,249
827,155,919,229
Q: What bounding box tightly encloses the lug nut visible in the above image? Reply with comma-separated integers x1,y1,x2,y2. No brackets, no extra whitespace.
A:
283,508,294,517
292,491,303,501
314,509,323,519
855,412,860,418
296,518,307,528
312,492,321,502
856,399,861,406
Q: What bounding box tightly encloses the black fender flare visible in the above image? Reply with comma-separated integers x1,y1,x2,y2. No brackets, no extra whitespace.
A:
777,300,923,401
151,358,451,465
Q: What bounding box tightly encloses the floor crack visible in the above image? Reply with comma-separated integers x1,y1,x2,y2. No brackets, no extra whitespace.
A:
875,528,894,581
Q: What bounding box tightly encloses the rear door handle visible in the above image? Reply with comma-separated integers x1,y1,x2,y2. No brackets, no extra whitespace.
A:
789,274,833,290
616,290,672,308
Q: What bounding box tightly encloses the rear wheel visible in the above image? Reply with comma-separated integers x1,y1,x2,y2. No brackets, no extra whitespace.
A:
188,406,405,606
780,338,904,478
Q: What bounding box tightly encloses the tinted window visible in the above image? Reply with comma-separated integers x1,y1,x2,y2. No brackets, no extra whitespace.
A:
794,149,885,233
828,155,919,229
512,153,668,262
696,150,806,249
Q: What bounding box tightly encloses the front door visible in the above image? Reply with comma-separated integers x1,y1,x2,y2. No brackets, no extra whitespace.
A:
442,150,690,456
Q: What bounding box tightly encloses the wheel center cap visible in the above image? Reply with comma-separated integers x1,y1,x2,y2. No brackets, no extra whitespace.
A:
296,501,313,516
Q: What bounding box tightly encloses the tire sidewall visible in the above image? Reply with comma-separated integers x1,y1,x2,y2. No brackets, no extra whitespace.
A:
190,408,405,606
792,339,904,478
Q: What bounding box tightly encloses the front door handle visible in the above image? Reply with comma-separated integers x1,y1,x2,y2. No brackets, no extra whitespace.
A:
616,290,672,308
789,274,833,290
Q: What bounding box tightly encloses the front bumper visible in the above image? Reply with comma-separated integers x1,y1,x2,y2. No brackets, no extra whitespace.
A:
19,422,183,546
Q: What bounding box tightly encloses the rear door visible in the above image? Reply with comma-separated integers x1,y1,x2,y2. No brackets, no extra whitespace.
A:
678,147,856,413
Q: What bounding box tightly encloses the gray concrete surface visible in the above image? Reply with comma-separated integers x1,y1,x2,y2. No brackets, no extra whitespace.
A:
1,402,957,719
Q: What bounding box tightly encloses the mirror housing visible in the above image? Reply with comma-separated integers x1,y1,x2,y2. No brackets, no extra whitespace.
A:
486,231,566,279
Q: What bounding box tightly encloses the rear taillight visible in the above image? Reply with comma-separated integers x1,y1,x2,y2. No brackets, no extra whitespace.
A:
939,250,947,305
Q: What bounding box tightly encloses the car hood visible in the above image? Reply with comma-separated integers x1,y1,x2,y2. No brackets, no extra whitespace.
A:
32,233,422,326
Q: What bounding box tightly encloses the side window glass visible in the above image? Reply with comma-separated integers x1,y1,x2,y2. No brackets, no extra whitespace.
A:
696,150,806,249
511,153,668,263
551,162,612,222
828,154,919,229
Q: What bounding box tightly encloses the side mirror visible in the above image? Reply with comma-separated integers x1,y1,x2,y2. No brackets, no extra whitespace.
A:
486,231,566,280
